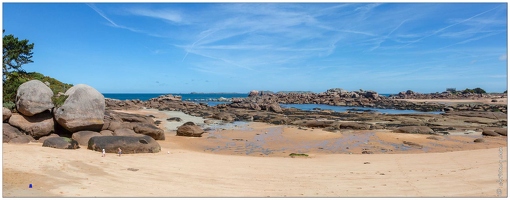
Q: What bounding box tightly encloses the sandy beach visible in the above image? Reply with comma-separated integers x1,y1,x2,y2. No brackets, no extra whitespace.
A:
3,108,508,197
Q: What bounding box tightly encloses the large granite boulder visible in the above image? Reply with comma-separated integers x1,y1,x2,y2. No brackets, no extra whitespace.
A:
132,123,165,140
42,137,80,149
54,84,105,132
87,135,161,154
15,80,54,116
3,123,24,143
176,122,205,137
394,126,435,134
72,131,102,146
8,112,54,138
3,107,12,122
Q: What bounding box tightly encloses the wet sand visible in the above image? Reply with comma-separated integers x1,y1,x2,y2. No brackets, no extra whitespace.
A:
3,108,508,197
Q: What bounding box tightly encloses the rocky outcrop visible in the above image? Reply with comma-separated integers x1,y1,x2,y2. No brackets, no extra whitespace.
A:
3,107,12,122
482,129,500,136
54,84,105,132
8,112,54,139
495,128,507,136
394,126,434,134
71,131,102,146
248,90,259,97
176,122,205,137
15,80,54,116
132,123,165,140
103,111,165,140
42,137,79,149
87,135,161,154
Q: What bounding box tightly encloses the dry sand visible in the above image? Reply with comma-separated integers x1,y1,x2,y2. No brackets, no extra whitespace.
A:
3,108,508,197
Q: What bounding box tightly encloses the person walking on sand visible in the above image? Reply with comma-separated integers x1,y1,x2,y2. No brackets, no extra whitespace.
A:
102,149,106,157
118,147,122,157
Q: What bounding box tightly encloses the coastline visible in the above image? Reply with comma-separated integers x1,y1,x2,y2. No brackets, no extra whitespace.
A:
4,108,507,197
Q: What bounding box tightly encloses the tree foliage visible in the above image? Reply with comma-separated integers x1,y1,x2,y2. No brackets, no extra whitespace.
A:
3,30,34,82
3,71,73,106
461,87,487,94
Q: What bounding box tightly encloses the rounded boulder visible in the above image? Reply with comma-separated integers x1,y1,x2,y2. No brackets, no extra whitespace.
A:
87,135,161,154
176,123,205,137
15,80,54,116
54,84,105,132
42,137,79,149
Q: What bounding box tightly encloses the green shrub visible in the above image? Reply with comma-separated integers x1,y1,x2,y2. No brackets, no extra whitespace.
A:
3,101,15,110
62,137,72,143
52,95,68,107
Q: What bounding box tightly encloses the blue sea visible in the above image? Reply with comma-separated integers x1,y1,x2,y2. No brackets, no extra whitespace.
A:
102,93,438,114
103,93,248,101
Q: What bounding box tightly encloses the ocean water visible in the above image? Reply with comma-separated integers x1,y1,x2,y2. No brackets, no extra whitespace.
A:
102,93,247,101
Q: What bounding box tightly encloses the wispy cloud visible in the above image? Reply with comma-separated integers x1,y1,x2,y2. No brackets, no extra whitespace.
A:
87,4,119,27
397,5,503,49
125,7,182,23
86,3,142,33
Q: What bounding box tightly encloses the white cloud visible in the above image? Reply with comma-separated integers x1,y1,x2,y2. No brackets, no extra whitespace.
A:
125,7,182,23
499,54,507,61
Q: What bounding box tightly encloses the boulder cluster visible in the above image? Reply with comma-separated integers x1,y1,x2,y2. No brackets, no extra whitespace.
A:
3,80,162,154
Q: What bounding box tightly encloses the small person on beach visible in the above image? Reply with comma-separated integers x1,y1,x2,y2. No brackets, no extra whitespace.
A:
118,147,122,157
102,149,106,157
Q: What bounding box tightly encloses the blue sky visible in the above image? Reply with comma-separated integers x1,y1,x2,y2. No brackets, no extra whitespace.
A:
2,3,508,93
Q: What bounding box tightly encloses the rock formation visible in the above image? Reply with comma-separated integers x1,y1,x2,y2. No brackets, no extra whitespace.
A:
15,80,54,116
54,84,105,132
87,135,161,154
42,137,79,149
